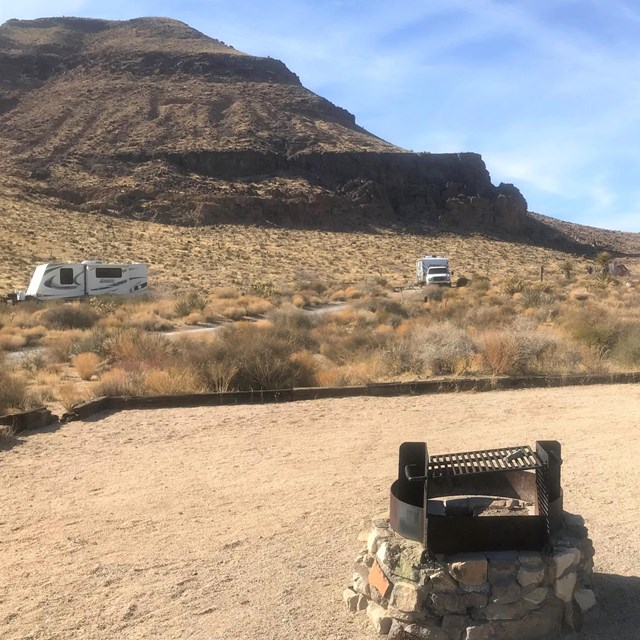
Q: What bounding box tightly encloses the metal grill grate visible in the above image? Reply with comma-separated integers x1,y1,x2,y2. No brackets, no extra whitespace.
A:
428,445,544,478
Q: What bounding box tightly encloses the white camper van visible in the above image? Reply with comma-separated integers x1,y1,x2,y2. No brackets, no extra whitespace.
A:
24,261,148,300
416,256,452,286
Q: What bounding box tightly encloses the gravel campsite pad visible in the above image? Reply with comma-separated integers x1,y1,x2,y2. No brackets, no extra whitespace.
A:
1,384,639,639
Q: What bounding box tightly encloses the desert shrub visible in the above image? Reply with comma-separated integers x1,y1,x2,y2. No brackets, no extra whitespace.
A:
463,303,516,330
476,330,520,375
0,368,39,414
267,306,317,349
249,281,278,298
422,285,448,303
72,352,101,380
39,303,99,330
56,383,94,411
245,299,273,316
211,286,241,299
95,368,145,396
17,350,51,374
294,272,326,294
107,329,174,370
520,286,555,308
611,325,640,367
0,327,27,351
475,320,560,375
126,311,174,332
502,276,525,295
0,424,16,443
184,324,317,391
197,358,239,393
315,354,387,386
344,285,364,300
67,328,113,359
469,276,491,294
143,367,203,395
356,297,408,327
174,291,208,317
218,304,248,320
567,310,620,353
413,323,475,375
385,334,425,376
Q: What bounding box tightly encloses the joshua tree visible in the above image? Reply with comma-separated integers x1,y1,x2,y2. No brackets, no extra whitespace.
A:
595,251,611,274
561,260,574,280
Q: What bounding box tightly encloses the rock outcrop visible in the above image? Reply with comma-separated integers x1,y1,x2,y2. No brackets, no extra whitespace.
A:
0,16,528,232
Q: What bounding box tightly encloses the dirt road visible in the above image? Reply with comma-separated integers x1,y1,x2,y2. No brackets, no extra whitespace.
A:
1,384,639,639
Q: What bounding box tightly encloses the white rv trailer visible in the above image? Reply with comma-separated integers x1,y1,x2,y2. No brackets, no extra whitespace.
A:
416,256,452,286
24,261,148,300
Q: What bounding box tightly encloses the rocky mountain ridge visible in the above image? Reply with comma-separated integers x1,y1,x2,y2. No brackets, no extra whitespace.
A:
0,16,531,233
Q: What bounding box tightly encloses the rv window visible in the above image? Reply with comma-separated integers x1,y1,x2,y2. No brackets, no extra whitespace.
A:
95,267,123,279
60,268,74,285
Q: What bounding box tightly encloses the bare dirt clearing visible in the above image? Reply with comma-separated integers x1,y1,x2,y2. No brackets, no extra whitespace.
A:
2,385,640,640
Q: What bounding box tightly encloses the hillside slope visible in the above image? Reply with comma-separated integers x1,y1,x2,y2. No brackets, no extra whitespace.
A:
0,16,528,231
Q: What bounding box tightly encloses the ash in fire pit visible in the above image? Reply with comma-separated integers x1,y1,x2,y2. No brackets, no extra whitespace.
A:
344,441,597,640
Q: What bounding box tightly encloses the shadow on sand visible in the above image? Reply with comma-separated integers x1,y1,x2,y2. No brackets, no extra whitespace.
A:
569,573,640,639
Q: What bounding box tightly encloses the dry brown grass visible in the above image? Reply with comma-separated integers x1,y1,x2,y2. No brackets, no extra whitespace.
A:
72,352,101,381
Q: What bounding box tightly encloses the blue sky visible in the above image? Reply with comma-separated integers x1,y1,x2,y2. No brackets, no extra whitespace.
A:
2,0,639,232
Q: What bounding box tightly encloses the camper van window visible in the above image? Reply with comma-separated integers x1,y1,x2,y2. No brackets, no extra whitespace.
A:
60,268,74,285
95,267,123,279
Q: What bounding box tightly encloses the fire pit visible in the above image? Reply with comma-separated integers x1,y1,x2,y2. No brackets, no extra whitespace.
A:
390,441,563,555
344,441,597,639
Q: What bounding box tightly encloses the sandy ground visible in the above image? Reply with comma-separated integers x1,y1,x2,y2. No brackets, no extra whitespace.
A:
1,384,640,640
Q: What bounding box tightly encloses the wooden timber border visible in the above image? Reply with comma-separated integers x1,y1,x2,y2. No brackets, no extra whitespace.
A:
2,372,639,433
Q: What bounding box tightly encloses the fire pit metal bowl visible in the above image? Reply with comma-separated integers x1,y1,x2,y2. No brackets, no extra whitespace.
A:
390,441,563,555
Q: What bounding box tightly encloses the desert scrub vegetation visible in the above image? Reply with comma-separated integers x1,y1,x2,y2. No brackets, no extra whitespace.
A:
0,265,639,412
0,357,42,415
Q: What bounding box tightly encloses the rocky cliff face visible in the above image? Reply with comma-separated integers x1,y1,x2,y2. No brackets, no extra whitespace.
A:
0,16,528,232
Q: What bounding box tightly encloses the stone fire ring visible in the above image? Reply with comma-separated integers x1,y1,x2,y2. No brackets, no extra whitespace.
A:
344,512,596,640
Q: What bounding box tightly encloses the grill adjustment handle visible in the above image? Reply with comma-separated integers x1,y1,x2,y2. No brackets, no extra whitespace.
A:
405,464,428,482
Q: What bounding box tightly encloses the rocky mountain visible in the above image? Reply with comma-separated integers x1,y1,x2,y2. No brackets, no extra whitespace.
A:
0,16,529,232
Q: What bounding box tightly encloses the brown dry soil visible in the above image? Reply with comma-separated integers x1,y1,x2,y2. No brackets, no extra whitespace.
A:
1,384,639,640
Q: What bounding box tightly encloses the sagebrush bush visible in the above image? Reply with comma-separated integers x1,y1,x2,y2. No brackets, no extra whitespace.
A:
566,309,620,353
414,323,475,375
38,303,99,330
181,323,317,391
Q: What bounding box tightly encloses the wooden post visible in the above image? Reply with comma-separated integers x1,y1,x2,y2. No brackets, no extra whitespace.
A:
540,266,544,282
